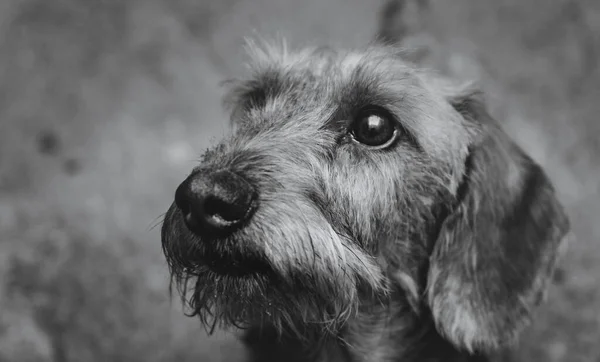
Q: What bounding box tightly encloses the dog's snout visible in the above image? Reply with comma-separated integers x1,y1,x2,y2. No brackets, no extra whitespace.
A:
174,169,258,236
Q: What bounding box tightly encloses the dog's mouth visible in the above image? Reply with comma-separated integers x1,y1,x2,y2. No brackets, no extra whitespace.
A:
163,203,272,278
199,246,272,277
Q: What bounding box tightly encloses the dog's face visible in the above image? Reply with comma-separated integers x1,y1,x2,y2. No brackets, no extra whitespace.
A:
161,41,570,353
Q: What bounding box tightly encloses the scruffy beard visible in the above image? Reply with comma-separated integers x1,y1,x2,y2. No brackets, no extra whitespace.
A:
161,202,388,339
170,268,367,338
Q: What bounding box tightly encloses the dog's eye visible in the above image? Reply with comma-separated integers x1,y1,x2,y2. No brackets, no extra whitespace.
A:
350,108,398,148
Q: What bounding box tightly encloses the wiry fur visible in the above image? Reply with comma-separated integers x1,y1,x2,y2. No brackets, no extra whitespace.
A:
161,40,570,362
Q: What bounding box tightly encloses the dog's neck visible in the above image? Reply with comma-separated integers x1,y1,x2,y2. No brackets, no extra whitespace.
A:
340,300,491,362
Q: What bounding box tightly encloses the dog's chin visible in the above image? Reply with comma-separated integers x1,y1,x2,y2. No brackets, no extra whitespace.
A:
190,269,300,332
185,261,356,335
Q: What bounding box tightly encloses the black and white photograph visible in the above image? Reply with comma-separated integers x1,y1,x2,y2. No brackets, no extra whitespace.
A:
0,1,598,361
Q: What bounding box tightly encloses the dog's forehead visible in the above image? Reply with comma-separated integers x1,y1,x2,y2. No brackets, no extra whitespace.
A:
227,44,419,124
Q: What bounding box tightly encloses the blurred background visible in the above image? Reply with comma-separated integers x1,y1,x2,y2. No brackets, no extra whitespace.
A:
0,0,598,361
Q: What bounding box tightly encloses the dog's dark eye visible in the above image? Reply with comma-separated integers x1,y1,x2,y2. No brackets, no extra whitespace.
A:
350,108,398,148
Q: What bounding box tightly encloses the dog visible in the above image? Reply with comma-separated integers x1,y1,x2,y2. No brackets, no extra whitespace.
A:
160,40,570,362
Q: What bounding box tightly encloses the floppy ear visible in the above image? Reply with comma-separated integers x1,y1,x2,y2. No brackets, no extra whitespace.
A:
426,89,571,353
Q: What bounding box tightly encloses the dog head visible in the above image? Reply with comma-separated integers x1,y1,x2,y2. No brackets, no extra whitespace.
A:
161,40,569,352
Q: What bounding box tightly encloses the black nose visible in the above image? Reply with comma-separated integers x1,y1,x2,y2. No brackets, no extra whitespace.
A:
174,169,258,237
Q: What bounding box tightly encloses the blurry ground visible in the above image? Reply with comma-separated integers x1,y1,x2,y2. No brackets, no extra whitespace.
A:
0,0,598,361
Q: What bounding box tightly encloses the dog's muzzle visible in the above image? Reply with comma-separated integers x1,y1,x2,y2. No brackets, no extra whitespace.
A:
174,169,258,239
